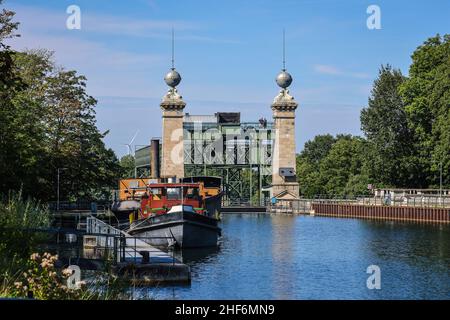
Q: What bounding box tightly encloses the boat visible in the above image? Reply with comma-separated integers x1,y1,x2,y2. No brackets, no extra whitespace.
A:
111,178,152,221
127,177,223,248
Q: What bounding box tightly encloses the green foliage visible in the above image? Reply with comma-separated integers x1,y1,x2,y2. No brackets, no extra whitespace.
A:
296,134,336,197
297,35,449,196
0,3,122,201
318,136,368,196
360,65,418,187
399,34,450,188
0,1,19,48
120,154,136,178
0,191,52,269
297,135,370,197
300,134,336,166
1,252,131,300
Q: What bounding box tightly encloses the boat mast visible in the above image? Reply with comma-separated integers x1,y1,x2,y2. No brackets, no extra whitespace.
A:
181,183,184,206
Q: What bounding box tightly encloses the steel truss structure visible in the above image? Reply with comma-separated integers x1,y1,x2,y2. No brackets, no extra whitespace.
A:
183,121,273,205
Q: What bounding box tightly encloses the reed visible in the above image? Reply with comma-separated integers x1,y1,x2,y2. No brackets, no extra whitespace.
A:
0,190,52,270
0,252,132,300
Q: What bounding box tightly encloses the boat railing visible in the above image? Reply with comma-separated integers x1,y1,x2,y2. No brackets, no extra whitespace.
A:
86,216,178,265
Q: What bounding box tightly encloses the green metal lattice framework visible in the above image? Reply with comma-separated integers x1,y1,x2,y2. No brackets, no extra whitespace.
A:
183,120,273,205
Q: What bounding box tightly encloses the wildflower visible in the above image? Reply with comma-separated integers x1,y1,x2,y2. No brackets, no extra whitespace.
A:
30,253,40,261
62,269,73,277
14,282,22,288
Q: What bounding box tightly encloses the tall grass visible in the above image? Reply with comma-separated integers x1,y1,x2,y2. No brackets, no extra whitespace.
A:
0,190,52,271
0,252,132,300
0,192,138,300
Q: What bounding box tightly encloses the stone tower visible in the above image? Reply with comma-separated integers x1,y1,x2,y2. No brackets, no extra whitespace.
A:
160,58,185,179
271,63,300,198
160,30,186,180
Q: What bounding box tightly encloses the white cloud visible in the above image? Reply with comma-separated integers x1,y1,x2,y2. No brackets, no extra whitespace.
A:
314,64,370,79
82,15,197,38
9,4,237,43
314,64,341,75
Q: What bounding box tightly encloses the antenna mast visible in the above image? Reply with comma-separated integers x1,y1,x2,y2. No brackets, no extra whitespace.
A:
171,28,175,69
282,28,286,71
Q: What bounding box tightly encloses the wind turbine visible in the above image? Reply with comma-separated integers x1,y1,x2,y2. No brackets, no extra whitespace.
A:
122,130,139,156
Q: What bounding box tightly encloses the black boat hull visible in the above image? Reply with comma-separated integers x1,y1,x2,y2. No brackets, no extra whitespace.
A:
128,210,221,248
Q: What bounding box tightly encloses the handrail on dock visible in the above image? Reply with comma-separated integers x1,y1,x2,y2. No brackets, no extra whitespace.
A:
85,216,177,265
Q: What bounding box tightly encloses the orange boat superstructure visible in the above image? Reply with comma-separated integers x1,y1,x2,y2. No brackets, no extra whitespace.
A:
114,177,222,220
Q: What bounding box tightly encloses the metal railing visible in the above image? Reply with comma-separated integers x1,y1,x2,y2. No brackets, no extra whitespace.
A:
47,200,111,212
310,195,450,208
85,216,177,265
0,224,178,268
267,199,312,214
268,195,450,213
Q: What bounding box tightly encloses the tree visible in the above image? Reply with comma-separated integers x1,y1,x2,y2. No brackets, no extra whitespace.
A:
43,69,121,200
300,134,336,166
0,2,25,195
0,1,19,48
360,65,417,188
296,134,336,197
120,155,135,178
0,3,122,201
296,134,369,197
399,34,450,188
318,136,368,196
6,50,54,198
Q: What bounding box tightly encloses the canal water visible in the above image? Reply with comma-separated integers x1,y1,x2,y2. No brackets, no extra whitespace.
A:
135,214,450,300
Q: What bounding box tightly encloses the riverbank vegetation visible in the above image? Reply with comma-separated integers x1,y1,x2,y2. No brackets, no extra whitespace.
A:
0,191,52,271
0,252,131,300
297,35,449,197
0,2,122,202
0,192,130,299
0,3,133,299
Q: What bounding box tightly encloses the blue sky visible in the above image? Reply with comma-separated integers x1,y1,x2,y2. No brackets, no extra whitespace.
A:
4,0,450,157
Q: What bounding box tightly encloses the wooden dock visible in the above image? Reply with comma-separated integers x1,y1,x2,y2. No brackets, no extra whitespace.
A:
84,216,191,284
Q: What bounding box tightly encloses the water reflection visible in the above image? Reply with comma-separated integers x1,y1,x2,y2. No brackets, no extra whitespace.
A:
172,246,220,264
153,214,450,299
271,215,297,299
42,214,450,299
357,220,450,299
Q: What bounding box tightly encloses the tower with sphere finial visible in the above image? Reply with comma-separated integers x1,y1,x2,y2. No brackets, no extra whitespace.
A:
271,30,299,198
160,29,186,179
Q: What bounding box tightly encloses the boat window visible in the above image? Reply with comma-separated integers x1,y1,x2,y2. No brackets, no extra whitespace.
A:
166,188,180,200
129,181,139,189
186,187,200,199
150,188,162,196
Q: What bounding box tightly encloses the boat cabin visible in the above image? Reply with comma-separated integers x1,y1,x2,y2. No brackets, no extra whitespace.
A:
140,183,206,218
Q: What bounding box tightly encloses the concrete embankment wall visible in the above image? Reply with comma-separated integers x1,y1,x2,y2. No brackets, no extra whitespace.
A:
311,203,450,223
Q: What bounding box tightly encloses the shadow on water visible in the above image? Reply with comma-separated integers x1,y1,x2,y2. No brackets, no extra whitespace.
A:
172,246,221,264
